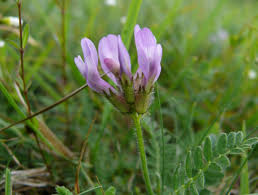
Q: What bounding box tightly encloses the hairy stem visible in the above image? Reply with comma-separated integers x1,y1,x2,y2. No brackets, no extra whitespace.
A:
132,113,154,195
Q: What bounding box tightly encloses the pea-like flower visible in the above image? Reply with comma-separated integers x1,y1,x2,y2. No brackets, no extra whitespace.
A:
74,24,162,114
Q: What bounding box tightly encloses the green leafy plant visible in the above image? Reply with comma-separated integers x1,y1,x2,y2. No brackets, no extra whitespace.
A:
171,132,257,194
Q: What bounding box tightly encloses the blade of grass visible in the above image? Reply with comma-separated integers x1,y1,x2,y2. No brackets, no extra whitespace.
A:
0,82,72,158
81,164,95,187
25,41,55,82
34,72,61,100
0,118,24,138
30,0,58,40
84,0,100,37
92,102,112,162
78,186,102,195
5,168,12,195
121,0,143,49
197,103,230,145
75,117,96,194
240,121,249,194
186,0,226,55
225,149,254,195
155,84,165,194
1,142,24,168
153,0,183,40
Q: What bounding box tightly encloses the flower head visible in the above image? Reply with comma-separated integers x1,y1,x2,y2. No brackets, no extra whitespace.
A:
75,25,162,114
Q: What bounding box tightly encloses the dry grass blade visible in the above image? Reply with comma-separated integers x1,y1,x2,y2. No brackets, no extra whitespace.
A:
0,167,50,190
1,142,25,169
14,82,73,159
37,119,74,158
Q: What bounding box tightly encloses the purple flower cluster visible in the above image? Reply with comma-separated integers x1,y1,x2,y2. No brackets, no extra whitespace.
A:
75,25,162,114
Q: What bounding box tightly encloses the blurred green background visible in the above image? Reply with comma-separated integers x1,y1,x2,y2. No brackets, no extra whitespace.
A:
0,0,257,194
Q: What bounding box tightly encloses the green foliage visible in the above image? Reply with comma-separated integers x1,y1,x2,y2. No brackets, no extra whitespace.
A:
172,132,257,194
137,116,257,194
203,137,212,161
217,133,227,154
6,39,19,50
194,146,204,169
227,132,236,148
5,168,12,195
105,186,116,195
236,132,244,145
185,151,192,178
78,186,103,195
121,0,143,49
142,117,176,187
55,186,73,195
190,183,199,195
240,122,249,194
22,24,29,48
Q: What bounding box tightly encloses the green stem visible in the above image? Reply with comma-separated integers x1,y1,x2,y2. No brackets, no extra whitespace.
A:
132,113,154,195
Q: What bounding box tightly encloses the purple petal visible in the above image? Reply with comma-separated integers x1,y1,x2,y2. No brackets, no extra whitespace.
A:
134,25,162,87
134,25,156,49
76,38,115,94
81,38,98,67
118,35,131,78
149,44,162,83
103,58,120,72
98,34,119,83
156,44,162,61
135,32,156,79
134,24,141,41
135,46,150,80
87,72,115,94
74,55,87,78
